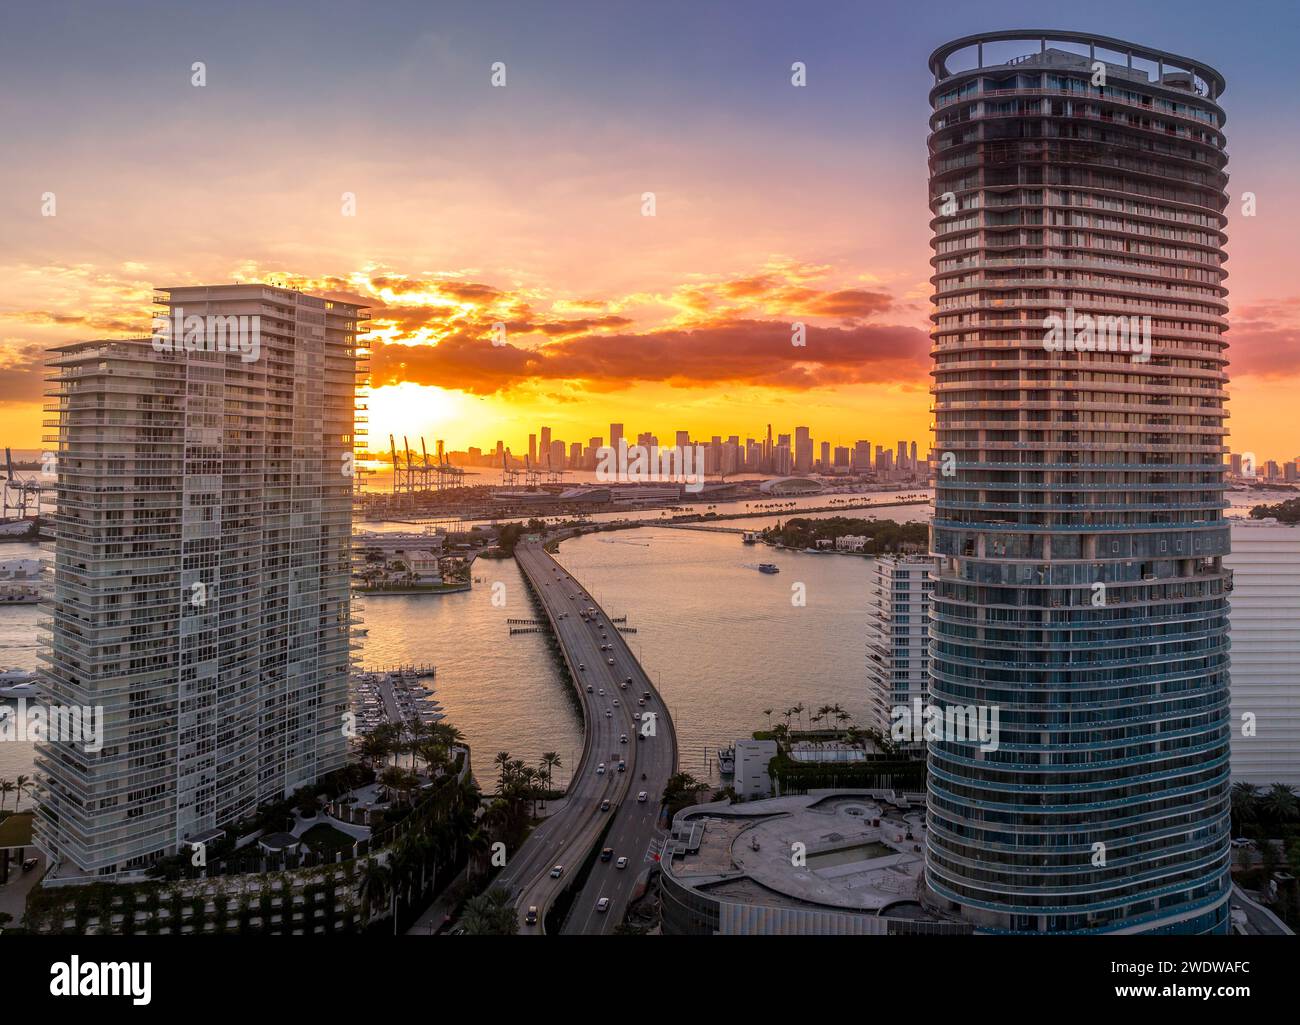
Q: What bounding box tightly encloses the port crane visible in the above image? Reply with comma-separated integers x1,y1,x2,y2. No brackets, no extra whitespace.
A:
2,448,46,520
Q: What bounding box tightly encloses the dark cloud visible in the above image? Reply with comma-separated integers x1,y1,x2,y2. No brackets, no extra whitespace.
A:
371,318,929,396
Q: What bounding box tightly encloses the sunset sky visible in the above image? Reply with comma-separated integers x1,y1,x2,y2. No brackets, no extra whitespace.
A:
2,0,1298,458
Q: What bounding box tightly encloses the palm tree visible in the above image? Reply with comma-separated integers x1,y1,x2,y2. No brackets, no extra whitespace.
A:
12,775,32,812
461,886,518,935
1231,782,1261,832
357,859,392,927
540,752,562,803
1263,783,1298,824
0,778,13,813
762,708,773,731
493,751,512,793
360,732,389,770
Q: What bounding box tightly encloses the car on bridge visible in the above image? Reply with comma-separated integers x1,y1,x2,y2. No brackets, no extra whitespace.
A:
586,684,593,692
637,791,648,802
607,657,615,665
616,857,628,870
600,847,613,862
596,898,610,913
550,865,564,878
525,906,539,925
600,799,611,812
597,762,605,774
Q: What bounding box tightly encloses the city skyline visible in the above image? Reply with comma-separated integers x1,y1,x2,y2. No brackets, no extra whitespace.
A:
2,1,1300,460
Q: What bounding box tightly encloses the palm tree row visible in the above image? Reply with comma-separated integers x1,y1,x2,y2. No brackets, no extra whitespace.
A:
358,776,483,933
360,720,466,779
766,703,858,735
1231,781,1299,833
0,775,34,813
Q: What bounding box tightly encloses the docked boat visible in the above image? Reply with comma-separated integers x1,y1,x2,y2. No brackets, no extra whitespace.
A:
742,532,758,544
0,668,38,699
758,563,779,574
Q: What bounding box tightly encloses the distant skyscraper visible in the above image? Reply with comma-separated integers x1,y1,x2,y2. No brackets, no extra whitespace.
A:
38,283,364,873
794,426,812,473
539,425,551,456
676,430,691,449
854,440,872,472
927,31,1232,934
609,423,624,454
528,433,537,464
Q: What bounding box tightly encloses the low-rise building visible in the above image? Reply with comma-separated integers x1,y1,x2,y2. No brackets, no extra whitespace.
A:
732,739,777,799
660,790,967,935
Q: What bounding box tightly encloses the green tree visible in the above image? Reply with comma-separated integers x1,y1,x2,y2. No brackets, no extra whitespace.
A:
13,775,32,812
1231,782,1261,833
1263,783,1298,824
460,886,519,935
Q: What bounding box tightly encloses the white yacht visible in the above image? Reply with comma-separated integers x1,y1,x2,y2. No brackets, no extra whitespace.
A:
0,668,38,699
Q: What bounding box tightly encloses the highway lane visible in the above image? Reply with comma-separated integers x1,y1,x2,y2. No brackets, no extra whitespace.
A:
498,541,676,933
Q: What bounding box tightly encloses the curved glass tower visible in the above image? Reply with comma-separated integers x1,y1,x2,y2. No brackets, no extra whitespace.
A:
925,31,1232,934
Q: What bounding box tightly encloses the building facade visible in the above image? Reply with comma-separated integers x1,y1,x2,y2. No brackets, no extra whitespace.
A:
926,32,1232,933
38,284,366,875
1224,520,1300,787
864,556,933,735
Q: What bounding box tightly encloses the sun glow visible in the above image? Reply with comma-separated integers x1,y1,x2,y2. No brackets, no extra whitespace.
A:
365,382,467,454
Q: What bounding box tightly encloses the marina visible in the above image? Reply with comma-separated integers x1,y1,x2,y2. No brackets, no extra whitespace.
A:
350,666,444,736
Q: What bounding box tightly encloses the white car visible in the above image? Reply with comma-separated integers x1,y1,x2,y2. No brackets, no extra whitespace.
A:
637,791,648,802
550,865,564,878
605,709,612,718
616,856,628,870
598,688,605,696
596,897,610,913
613,699,619,707
607,658,615,665
620,734,628,744
597,763,606,775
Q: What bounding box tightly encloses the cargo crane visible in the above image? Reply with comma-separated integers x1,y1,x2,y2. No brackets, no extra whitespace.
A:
2,448,45,520
433,439,466,490
543,451,567,484
389,434,401,496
